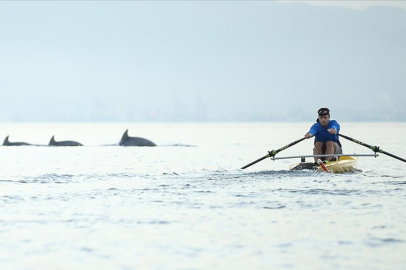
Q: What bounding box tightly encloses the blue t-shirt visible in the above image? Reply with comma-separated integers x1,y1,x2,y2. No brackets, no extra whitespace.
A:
308,120,340,144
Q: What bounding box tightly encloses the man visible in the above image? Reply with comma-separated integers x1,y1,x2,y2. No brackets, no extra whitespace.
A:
304,108,342,163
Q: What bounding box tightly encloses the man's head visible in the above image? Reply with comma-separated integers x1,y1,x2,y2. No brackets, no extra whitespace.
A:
317,108,330,126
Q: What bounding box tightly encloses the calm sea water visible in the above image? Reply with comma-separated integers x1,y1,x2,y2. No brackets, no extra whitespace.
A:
1,122,405,269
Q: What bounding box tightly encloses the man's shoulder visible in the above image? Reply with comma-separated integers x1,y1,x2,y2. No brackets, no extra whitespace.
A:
310,122,323,133
328,120,340,129
330,119,340,125
310,122,321,128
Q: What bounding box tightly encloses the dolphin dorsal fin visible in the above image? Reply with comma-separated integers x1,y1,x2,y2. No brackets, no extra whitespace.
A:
49,135,56,145
122,129,129,140
3,135,9,145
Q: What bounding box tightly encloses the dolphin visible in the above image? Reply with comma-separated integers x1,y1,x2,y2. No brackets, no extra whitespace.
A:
49,136,83,146
3,135,31,146
119,129,156,146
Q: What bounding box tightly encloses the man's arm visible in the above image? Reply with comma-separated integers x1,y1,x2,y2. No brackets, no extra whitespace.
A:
305,124,317,139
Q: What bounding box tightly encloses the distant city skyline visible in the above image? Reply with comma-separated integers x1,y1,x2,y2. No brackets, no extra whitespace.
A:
1,1,405,122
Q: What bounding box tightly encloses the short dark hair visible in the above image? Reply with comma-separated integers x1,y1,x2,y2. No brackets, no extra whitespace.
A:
318,108,330,117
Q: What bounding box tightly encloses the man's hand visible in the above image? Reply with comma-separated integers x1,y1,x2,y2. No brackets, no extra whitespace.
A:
327,128,336,135
304,133,313,139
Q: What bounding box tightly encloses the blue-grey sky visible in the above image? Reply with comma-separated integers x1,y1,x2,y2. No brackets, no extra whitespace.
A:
1,1,405,122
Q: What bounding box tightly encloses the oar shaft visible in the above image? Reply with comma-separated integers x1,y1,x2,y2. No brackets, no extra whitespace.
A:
339,134,374,150
270,137,306,156
381,150,406,163
339,133,406,163
241,137,306,169
241,154,269,169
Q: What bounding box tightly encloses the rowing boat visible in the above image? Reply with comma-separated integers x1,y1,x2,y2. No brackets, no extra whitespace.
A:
289,156,358,173
241,134,405,172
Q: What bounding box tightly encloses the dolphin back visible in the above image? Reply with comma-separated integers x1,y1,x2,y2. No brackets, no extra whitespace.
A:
55,141,83,146
49,136,83,146
120,137,156,146
119,129,156,146
3,135,30,146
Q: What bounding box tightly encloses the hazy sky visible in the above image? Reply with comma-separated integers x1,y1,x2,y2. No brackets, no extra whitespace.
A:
303,0,406,11
1,1,405,122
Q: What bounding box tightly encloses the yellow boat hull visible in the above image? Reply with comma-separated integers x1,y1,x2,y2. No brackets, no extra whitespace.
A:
319,156,357,173
289,156,358,173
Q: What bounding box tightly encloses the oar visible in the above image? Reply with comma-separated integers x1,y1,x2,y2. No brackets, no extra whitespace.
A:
339,133,406,163
241,137,306,169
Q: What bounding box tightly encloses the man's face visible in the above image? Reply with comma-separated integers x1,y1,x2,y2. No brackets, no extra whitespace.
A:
318,115,330,126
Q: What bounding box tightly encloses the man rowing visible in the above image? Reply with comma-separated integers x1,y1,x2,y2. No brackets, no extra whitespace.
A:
304,108,342,163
